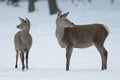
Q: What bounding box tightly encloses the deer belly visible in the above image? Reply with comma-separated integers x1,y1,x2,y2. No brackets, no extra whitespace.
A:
73,42,94,48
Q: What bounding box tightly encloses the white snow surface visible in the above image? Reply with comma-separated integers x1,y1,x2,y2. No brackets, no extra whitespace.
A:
0,0,120,80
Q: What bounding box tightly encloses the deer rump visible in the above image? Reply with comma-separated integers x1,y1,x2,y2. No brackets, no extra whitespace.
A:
62,24,108,48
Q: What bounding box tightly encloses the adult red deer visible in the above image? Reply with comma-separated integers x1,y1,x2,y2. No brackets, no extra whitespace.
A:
14,17,32,70
55,11,109,71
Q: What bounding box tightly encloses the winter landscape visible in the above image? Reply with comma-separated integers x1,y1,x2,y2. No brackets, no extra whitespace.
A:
0,0,120,80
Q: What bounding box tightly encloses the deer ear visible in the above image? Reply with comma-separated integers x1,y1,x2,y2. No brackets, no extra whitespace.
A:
57,10,62,17
26,18,30,24
62,12,70,18
18,17,25,22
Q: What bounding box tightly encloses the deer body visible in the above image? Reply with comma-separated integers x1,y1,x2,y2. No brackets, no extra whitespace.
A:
56,12,109,71
62,24,108,48
14,17,32,70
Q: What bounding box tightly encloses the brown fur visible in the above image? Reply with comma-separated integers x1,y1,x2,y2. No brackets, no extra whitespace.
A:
14,17,32,70
55,11,109,71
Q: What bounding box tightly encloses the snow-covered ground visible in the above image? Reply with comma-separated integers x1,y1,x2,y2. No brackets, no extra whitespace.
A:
0,0,120,80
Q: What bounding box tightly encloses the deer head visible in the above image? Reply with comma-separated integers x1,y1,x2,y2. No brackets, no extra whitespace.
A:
17,17,30,31
56,11,74,28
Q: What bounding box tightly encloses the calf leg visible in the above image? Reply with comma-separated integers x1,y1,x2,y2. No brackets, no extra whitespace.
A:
20,51,25,71
15,51,19,68
26,50,29,69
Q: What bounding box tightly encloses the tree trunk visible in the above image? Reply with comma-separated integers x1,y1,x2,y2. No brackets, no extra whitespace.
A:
48,0,59,15
111,0,114,4
88,0,92,3
71,0,74,3
28,0,36,12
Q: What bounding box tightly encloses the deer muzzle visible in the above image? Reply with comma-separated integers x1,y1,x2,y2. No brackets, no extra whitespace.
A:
17,25,19,28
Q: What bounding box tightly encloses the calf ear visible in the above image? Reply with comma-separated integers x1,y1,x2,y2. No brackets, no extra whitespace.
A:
26,18,30,24
62,12,69,18
18,17,25,22
57,10,62,17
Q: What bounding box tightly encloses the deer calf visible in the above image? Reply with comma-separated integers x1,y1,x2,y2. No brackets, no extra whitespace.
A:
14,17,32,70
55,11,109,71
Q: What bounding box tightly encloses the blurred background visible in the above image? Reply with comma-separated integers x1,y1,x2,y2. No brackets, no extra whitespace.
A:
1,0,120,14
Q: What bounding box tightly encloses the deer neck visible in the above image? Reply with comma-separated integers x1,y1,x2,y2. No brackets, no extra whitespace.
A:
55,25,66,48
22,29,29,34
56,25,65,41
21,28,30,41
22,25,30,33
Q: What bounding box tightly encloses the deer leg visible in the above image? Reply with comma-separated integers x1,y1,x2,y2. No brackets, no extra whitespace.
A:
95,44,108,70
26,50,29,69
66,44,73,71
15,51,19,68
20,51,25,71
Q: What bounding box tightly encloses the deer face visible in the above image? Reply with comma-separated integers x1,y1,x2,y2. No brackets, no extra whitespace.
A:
17,17,30,31
56,11,74,28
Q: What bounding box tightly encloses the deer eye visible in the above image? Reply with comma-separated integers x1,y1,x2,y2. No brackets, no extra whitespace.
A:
71,23,74,25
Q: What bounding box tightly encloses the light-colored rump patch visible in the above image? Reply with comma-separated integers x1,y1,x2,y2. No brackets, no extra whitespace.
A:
102,24,109,34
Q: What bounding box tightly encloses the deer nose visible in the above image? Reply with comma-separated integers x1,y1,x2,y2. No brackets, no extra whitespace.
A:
17,25,19,28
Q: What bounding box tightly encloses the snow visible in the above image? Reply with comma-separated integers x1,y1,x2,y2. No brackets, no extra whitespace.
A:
0,0,120,80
